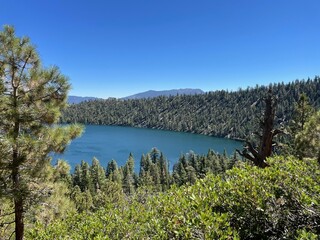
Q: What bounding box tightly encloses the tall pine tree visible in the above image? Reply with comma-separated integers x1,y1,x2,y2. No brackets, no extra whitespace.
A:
0,26,82,239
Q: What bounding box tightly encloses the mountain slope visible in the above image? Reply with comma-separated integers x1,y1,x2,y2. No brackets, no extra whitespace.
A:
68,96,100,104
122,88,204,99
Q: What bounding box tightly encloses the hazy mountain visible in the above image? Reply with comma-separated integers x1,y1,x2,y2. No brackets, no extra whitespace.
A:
68,96,100,104
122,88,204,100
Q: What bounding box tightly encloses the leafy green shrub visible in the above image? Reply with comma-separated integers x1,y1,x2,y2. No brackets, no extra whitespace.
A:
27,156,320,239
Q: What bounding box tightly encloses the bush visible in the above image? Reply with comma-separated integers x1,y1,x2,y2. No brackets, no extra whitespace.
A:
27,156,320,239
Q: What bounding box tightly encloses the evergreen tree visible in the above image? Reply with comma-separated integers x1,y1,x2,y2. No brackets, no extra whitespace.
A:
122,154,135,195
73,165,82,188
0,26,82,239
218,155,228,173
295,111,320,162
53,159,72,184
80,160,92,192
228,151,239,169
188,151,199,173
106,159,118,178
90,157,106,192
291,93,314,133
127,153,134,174
286,93,316,155
150,163,161,189
139,154,151,177
159,153,170,191
105,160,122,185
150,147,160,164
185,166,197,184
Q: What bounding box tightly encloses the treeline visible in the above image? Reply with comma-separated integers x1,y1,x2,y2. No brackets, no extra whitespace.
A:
69,148,237,212
62,77,320,139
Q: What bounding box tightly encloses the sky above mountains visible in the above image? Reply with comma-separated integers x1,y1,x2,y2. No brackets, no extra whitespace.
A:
1,1,319,98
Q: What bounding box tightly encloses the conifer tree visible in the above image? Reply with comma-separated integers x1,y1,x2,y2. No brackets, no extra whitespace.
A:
122,154,135,194
73,165,82,188
159,153,170,191
80,160,92,191
0,26,82,239
295,111,320,162
106,159,118,178
53,159,72,184
291,93,314,133
150,147,160,164
228,151,239,169
90,157,106,192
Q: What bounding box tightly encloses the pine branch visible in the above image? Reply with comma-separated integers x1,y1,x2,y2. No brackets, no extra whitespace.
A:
0,211,15,217
0,220,15,227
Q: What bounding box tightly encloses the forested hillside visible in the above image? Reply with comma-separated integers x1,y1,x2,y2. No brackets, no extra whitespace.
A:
62,77,320,139
122,88,204,99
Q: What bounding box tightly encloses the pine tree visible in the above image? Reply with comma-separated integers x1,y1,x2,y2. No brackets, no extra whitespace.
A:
106,160,122,185
127,152,135,174
73,165,82,188
228,151,239,169
90,157,106,192
122,154,135,195
295,111,320,162
139,154,151,178
150,147,160,164
291,93,314,133
287,93,315,155
53,159,72,184
106,159,118,178
188,151,199,173
0,26,82,239
79,161,92,191
159,153,170,191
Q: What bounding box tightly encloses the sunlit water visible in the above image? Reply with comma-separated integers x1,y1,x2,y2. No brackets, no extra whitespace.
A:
53,125,243,171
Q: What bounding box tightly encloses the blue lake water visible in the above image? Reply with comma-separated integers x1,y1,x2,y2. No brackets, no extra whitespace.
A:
53,125,243,171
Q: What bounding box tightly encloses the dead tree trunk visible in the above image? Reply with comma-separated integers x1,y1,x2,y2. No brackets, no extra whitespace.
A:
237,88,282,168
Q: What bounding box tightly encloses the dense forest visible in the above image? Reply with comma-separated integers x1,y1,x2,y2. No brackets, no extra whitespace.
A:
62,77,320,140
1,26,320,239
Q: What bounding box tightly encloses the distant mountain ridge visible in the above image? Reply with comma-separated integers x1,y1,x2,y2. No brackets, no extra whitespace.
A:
122,88,204,100
68,89,204,104
68,96,100,104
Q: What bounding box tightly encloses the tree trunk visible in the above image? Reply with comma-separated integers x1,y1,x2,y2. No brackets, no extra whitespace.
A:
237,88,279,168
12,164,24,240
12,85,24,240
14,194,24,240
259,90,276,163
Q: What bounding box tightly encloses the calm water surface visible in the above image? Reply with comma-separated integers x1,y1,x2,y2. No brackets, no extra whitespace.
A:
53,125,243,171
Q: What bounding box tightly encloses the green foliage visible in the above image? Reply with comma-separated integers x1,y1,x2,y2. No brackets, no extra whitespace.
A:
291,93,315,134
295,110,320,162
28,156,319,239
122,154,135,195
173,150,232,186
284,93,316,155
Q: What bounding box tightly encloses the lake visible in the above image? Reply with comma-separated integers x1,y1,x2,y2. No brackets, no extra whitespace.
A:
53,125,243,171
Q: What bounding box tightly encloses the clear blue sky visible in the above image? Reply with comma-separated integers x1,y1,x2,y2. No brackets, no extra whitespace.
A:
1,0,319,98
